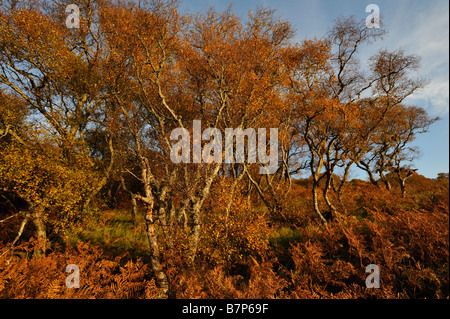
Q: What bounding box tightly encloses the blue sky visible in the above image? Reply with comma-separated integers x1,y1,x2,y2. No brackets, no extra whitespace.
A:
180,0,449,179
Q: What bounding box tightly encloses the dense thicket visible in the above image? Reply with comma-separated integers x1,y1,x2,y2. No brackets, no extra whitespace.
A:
0,0,447,298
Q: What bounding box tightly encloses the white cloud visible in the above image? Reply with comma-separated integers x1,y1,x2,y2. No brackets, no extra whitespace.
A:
406,79,449,116
386,1,449,115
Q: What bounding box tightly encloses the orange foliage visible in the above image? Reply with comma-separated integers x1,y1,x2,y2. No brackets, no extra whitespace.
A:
0,241,165,299
0,1,447,300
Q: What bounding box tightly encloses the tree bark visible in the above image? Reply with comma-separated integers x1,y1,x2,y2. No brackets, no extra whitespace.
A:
144,205,169,294
312,180,327,224
381,176,391,191
188,163,221,265
323,173,337,215
32,210,47,255
136,155,169,294
400,179,406,198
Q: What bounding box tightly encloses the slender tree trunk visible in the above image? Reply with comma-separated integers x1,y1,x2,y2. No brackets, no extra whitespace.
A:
156,183,175,262
396,169,413,199
188,163,221,265
246,179,252,210
144,205,169,294
336,162,352,203
323,174,337,214
245,165,287,221
312,180,327,224
130,194,137,221
32,210,47,255
309,149,327,224
137,155,169,294
382,177,391,191
400,179,406,198
7,212,30,255
177,198,190,231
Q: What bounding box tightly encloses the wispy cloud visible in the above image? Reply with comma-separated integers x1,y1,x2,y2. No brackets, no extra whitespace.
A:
406,80,449,117
383,0,449,115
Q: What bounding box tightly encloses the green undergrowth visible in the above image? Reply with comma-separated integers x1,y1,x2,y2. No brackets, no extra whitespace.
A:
66,209,150,262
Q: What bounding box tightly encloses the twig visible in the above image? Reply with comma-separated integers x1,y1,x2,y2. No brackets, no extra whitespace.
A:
0,212,21,224
0,212,30,261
